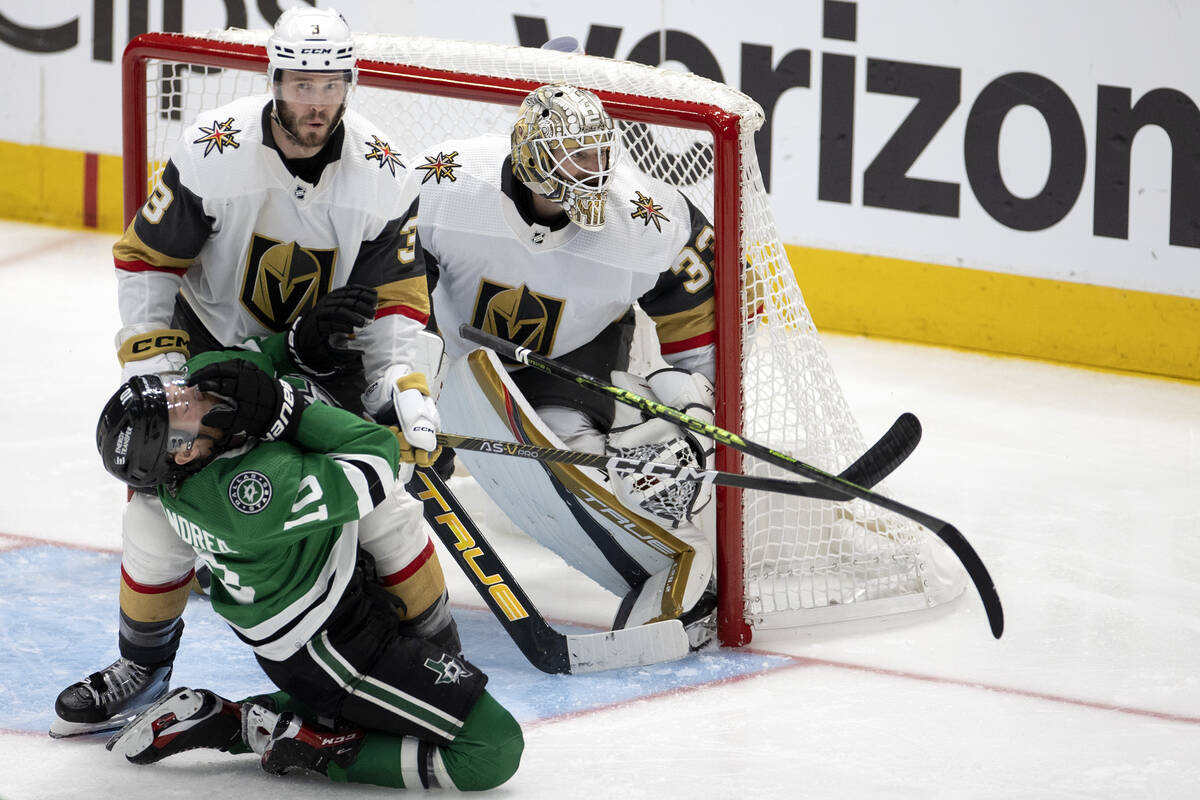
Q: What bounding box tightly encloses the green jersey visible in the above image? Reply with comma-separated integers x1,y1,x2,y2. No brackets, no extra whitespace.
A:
158,342,402,661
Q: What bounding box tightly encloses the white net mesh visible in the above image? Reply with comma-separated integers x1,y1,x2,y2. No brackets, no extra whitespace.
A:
129,30,965,641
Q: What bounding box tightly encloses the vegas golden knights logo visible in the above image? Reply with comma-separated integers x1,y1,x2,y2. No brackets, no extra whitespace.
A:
470,280,564,356
240,234,338,330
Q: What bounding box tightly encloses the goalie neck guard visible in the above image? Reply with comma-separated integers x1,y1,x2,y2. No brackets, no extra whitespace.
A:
511,84,618,231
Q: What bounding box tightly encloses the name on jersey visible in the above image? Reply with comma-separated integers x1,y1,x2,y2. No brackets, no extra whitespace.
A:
163,507,235,555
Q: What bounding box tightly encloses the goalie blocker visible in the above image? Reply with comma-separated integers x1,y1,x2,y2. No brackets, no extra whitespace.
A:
439,349,717,647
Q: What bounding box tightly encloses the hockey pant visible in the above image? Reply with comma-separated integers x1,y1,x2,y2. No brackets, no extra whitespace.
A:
438,348,714,629
247,572,523,791
117,489,451,667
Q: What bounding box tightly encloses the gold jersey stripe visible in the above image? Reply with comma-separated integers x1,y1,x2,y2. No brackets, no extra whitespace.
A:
649,296,716,348
112,222,194,270
377,274,431,317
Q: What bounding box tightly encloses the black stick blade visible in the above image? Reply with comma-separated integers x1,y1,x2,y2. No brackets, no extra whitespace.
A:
935,521,1004,638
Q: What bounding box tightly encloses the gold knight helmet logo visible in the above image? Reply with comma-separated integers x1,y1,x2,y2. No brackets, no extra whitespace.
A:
486,284,548,349
241,235,338,330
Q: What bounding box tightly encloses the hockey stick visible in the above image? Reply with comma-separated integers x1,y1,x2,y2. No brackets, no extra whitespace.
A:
407,466,690,673
438,409,919,501
459,324,1004,639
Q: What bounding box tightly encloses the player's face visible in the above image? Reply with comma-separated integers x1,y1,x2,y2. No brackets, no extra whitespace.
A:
160,380,222,464
274,70,348,148
550,139,609,189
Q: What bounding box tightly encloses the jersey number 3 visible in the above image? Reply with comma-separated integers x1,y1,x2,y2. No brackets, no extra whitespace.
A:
141,183,175,224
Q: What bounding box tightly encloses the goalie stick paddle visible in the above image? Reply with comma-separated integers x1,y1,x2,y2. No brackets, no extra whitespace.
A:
407,466,690,673
459,324,1004,639
439,410,919,500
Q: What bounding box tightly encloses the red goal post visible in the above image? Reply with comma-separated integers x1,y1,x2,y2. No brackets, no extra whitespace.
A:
122,30,965,647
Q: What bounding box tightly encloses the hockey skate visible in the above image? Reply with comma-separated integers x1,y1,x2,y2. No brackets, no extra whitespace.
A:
106,687,242,764
242,700,365,776
50,658,172,738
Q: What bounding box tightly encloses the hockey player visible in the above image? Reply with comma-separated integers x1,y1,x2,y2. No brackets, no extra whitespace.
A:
52,7,451,737
418,84,719,648
95,343,522,790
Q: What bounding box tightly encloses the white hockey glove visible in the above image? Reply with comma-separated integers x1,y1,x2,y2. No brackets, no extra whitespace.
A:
363,365,442,468
605,368,716,527
116,326,190,381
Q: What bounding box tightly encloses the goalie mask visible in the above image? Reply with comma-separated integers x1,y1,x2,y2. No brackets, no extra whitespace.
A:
267,6,357,146
96,372,219,490
511,84,619,230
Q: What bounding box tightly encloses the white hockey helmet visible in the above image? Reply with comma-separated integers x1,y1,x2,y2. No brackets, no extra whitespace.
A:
511,84,619,230
267,6,357,103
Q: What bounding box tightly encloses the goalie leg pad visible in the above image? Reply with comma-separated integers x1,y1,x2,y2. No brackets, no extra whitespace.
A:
613,519,714,630
439,349,689,598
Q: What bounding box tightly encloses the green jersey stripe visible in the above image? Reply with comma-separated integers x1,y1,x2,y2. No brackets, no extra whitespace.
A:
308,633,465,739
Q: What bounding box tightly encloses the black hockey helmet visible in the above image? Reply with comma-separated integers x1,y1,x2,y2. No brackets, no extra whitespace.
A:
96,373,188,489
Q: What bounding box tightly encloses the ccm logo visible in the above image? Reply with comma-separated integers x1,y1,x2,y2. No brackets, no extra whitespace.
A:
300,47,332,54
132,333,187,353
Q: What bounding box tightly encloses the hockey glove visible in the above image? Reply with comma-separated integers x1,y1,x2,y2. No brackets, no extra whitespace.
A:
605,368,716,526
286,285,378,378
387,424,441,468
117,327,190,381
363,365,442,464
188,360,308,442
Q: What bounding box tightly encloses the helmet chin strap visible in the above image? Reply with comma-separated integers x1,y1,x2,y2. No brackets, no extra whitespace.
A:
270,102,303,146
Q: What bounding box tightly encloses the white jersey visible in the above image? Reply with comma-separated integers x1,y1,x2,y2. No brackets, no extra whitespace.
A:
417,134,716,366
113,94,429,381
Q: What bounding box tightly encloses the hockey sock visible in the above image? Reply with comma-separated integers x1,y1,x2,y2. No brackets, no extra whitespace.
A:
117,613,183,667
324,691,523,790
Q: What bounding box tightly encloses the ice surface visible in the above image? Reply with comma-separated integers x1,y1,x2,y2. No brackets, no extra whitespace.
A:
0,220,1197,798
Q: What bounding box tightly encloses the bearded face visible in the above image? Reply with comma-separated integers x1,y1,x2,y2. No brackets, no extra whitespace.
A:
271,70,351,152
273,98,339,151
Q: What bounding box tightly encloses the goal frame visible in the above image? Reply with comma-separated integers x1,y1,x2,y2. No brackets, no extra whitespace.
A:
122,31,756,646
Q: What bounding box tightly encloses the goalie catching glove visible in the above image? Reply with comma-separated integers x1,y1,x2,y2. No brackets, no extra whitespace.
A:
188,360,308,443
605,368,716,527
363,366,442,468
286,284,378,378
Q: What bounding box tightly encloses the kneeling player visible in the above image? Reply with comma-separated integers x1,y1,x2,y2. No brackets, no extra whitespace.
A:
418,83,720,647
96,343,522,790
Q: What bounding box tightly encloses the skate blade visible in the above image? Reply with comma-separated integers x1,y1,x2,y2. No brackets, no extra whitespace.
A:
48,712,139,739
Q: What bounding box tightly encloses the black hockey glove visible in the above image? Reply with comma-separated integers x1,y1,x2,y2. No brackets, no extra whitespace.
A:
188,360,308,442
287,284,379,378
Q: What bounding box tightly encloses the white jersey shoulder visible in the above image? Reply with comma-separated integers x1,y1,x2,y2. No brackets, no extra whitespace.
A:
419,134,691,273
420,134,695,360
333,108,418,218
171,96,414,218
171,95,271,198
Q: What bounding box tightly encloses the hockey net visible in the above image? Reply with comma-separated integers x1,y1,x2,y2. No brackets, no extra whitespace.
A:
122,30,965,646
